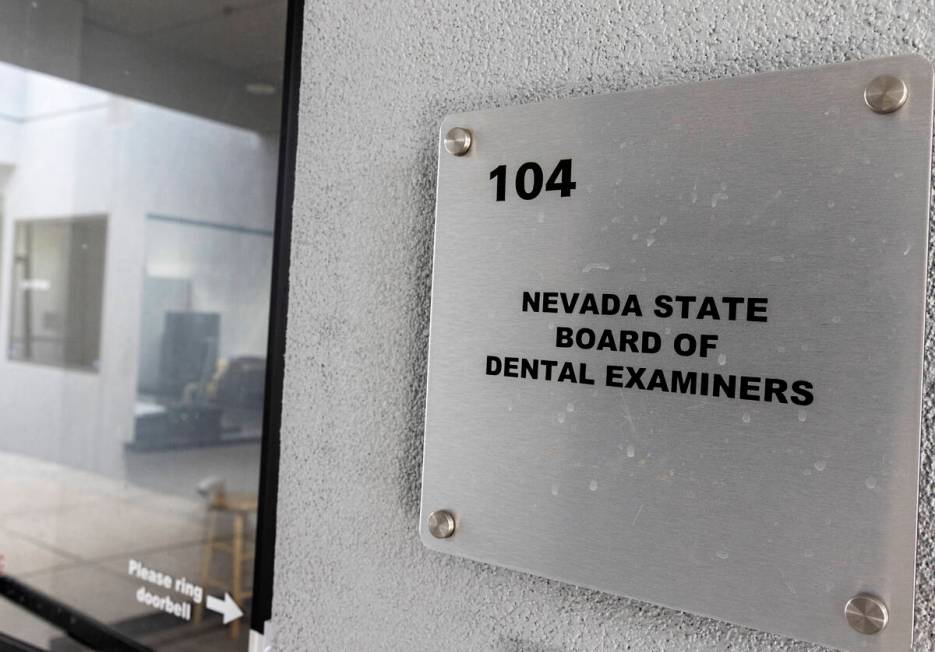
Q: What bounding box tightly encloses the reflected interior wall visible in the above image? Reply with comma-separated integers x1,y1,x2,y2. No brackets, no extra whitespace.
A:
0,69,278,477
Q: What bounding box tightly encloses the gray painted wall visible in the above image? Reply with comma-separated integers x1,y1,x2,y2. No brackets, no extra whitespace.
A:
274,2,935,650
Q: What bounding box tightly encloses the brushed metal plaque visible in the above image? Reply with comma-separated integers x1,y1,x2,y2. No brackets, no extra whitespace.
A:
420,56,932,651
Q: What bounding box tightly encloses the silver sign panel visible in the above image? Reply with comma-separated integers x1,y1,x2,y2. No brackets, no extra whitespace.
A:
420,56,932,650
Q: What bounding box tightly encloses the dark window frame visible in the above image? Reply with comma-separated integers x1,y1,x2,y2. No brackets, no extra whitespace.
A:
251,0,305,638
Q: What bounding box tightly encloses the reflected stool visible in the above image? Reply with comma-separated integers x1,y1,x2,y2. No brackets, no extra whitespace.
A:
194,484,256,640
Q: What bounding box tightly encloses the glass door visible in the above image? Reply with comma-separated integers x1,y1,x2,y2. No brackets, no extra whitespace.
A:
0,2,294,649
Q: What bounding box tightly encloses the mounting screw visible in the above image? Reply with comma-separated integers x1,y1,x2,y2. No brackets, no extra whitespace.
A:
427,510,456,539
864,75,908,114
444,127,472,156
845,593,888,635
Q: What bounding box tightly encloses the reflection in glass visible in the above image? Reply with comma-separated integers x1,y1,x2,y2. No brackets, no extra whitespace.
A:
0,2,286,650
134,214,272,450
9,216,107,370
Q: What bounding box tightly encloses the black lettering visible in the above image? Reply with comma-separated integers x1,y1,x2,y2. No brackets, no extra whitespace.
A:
619,330,637,352
515,162,544,199
722,296,744,320
597,329,618,351
579,363,595,385
642,331,661,353
624,367,646,390
671,370,697,394
576,328,595,349
520,358,539,379
545,159,576,197
673,333,696,356
490,164,507,201
522,291,540,313
698,334,718,358
697,296,720,320
543,292,558,312
504,357,519,377
674,295,697,318
763,378,788,403
791,380,814,406
486,356,502,375
561,292,579,313
740,376,761,401
747,298,768,322
606,365,624,388
653,295,673,318
712,374,736,399
541,359,558,380
555,326,573,348
557,361,577,383
622,294,642,317
602,293,620,314
646,369,669,391
580,293,598,314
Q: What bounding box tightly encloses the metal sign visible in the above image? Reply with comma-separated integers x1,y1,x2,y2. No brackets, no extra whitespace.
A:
420,56,932,651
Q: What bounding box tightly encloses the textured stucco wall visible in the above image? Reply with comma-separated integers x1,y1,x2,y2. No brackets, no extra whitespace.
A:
274,2,935,650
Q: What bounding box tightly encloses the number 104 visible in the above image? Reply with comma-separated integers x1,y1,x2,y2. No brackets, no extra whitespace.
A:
489,159,576,201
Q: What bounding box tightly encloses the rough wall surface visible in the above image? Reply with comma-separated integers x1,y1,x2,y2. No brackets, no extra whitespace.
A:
274,2,935,650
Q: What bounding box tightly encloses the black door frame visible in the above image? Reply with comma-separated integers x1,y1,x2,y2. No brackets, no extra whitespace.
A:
251,0,305,638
